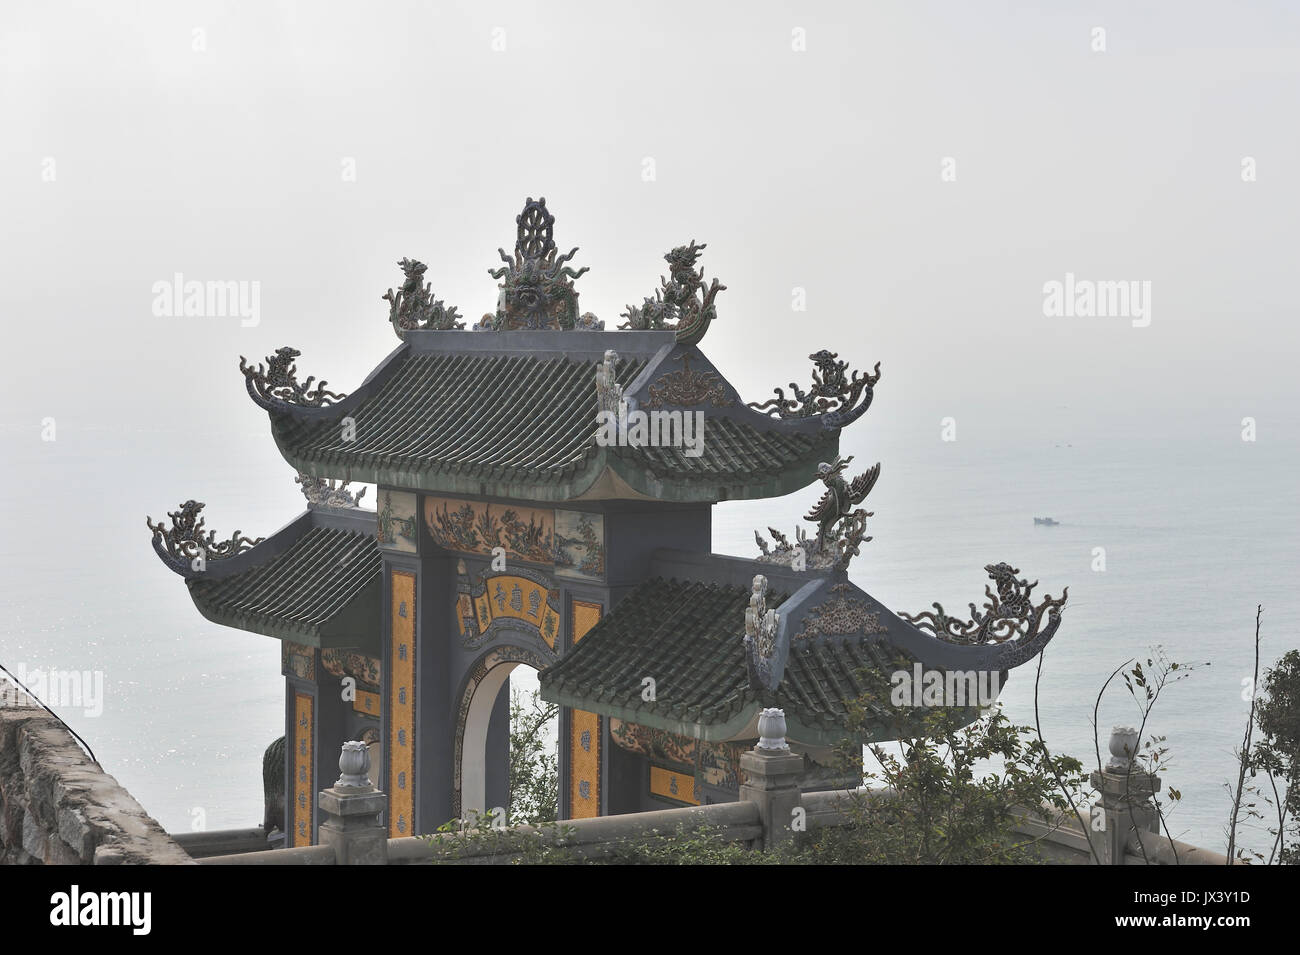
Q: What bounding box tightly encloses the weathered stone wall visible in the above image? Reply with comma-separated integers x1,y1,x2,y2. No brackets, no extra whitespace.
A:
0,681,193,865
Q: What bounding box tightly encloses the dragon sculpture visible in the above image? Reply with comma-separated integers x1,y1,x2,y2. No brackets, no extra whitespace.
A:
240,347,345,409
382,257,463,336
619,240,725,344
146,499,263,566
899,562,1068,652
755,457,881,572
749,349,881,429
479,197,591,330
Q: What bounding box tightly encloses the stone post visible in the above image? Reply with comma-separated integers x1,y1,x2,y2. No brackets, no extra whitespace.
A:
739,708,806,851
1089,725,1161,865
318,741,388,865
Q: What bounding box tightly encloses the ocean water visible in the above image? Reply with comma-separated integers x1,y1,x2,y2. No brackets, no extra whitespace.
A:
0,421,1294,858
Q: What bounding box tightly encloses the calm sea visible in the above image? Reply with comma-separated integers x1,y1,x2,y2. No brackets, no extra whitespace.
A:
1,421,1294,857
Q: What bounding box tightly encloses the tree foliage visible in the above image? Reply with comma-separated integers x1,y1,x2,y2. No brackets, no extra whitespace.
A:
507,687,559,827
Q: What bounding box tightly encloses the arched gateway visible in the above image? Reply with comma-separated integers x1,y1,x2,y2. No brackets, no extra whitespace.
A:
147,198,1069,845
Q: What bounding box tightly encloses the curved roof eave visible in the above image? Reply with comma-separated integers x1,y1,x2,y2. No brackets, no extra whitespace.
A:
272,432,840,504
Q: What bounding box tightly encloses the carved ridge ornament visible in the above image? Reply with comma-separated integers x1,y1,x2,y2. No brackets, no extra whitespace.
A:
240,346,345,409
749,349,880,429
619,239,725,344
644,353,732,409
795,582,888,643
899,562,1069,647
294,472,367,508
382,257,463,337
146,499,263,565
754,457,880,572
477,197,593,331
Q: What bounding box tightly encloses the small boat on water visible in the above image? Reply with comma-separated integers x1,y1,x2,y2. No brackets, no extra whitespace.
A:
1034,517,1060,526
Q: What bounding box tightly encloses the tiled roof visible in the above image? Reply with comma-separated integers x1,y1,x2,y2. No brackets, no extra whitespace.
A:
539,576,916,743
264,342,838,502
274,353,645,484
187,525,381,648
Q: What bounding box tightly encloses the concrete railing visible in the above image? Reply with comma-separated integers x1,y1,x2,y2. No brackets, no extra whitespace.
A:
172,827,276,859
195,717,1237,866
201,843,336,865
389,801,762,864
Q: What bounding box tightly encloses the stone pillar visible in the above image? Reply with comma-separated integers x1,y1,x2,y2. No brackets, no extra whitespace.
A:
739,709,805,851
318,741,388,865
1089,725,1161,865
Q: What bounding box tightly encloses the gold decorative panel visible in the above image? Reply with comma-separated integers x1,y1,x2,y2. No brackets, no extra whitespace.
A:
483,575,549,626
569,709,601,819
465,572,561,653
292,692,314,846
389,571,416,836
538,603,560,650
320,648,380,688
473,591,492,632
421,495,606,580
650,765,699,806
354,689,381,717
568,601,603,819
571,601,602,645
424,496,554,564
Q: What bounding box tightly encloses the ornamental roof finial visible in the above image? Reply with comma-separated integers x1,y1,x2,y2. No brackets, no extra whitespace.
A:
477,197,591,330
748,350,881,430
295,472,367,509
619,239,725,344
146,500,263,572
754,459,881,572
383,257,463,338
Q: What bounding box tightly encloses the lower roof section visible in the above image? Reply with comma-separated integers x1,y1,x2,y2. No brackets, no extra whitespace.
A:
540,550,1064,747
183,506,381,652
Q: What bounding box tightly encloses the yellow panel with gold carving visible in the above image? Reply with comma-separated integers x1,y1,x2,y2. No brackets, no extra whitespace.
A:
650,765,699,806
389,571,416,837
483,575,549,626
353,689,381,717
424,497,555,564
570,709,601,819
571,600,602,645
538,604,559,650
473,590,492,631
567,600,603,819
292,692,314,845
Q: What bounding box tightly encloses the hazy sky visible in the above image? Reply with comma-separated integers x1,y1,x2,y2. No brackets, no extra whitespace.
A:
3,0,1298,454
2,3,1297,847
